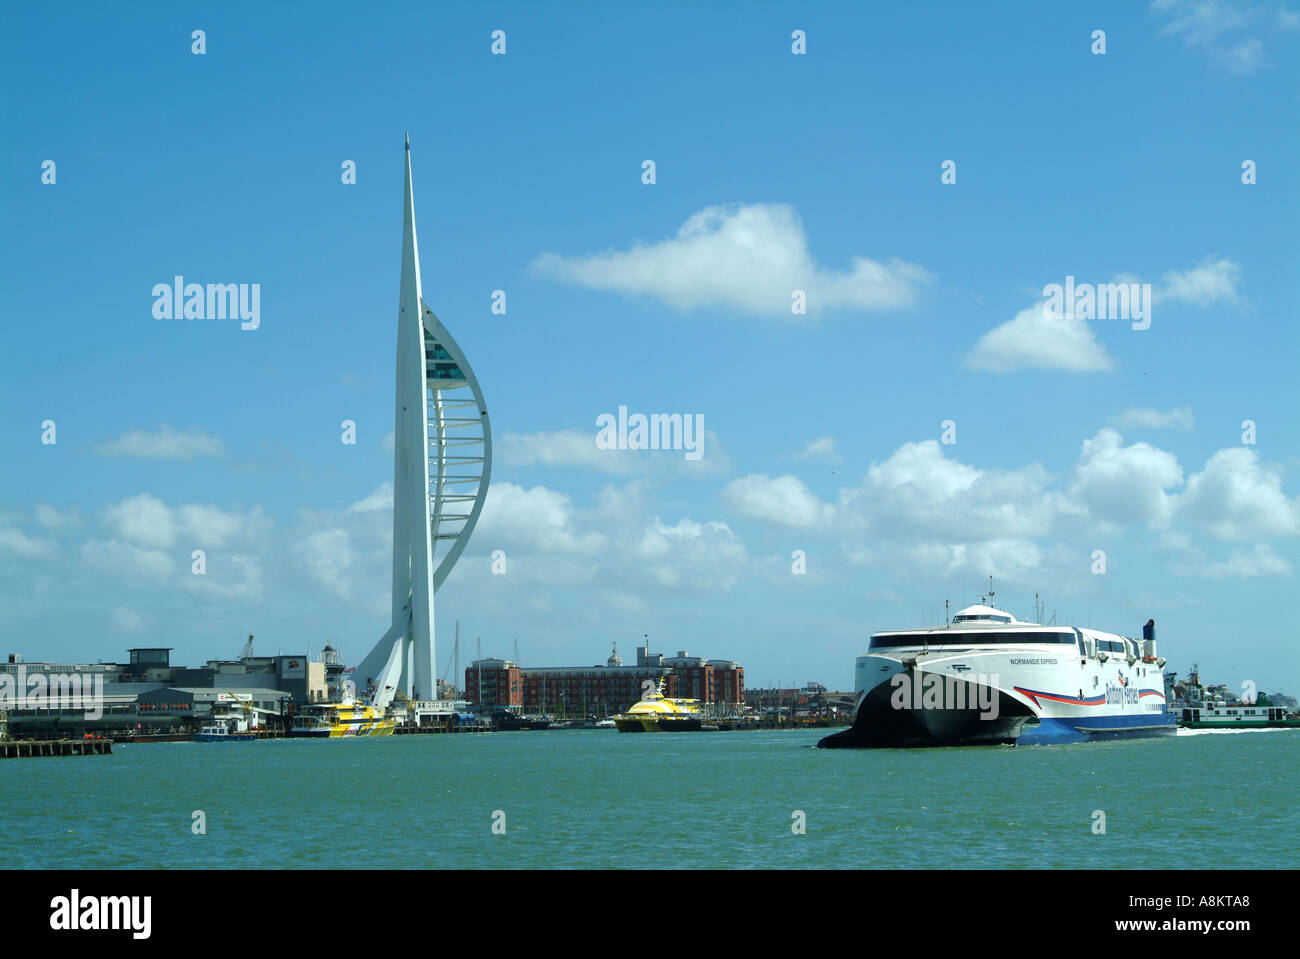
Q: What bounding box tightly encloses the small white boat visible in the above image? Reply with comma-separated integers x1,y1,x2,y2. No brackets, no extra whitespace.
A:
194,693,259,742
195,717,257,742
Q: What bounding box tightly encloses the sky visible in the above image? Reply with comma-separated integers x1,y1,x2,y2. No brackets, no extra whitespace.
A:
2,1,1298,697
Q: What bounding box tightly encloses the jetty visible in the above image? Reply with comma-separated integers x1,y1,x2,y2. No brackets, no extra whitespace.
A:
0,738,113,759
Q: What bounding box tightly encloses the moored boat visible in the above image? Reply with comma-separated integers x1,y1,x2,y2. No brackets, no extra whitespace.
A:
194,693,259,742
289,701,395,738
490,709,553,731
194,717,258,742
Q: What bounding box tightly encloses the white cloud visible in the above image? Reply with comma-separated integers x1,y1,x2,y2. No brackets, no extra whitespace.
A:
84,494,274,600
184,553,266,601
298,528,355,598
478,482,607,555
81,539,176,582
0,527,59,560
500,429,636,474
177,504,259,548
532,203,931,319
99,494,267,550
1178,544,1291,578
965,303,1114,373
93,425,225,460
1157,258,1241,305
109,606,147,633
902,539,1045,580
1153,0,1249,44
607,592,650,613
722,474,833,529
1220,37,1266,71
1151,0,1283,73
33,502,82,530
1175,447,1300,540
796,437,842,462
101,494,178,549
1070,429,1184,527
967,257,1243,374
1112,407,1196,431
346,484,394,514
838,440,1075,541
636,518,746,590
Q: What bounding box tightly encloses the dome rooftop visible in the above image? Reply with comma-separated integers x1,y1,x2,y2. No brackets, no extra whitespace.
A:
951,604,1020,625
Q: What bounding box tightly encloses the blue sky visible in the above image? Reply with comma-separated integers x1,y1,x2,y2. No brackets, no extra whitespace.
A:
2,1,1298,696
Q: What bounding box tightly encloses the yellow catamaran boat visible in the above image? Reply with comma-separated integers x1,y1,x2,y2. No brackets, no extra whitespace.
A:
614,683,704,732
288,701,395,738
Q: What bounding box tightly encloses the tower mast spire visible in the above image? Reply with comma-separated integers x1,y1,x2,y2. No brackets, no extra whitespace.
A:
351,135,492,709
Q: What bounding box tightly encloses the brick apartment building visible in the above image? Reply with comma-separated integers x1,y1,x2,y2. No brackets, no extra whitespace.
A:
467,643,744,715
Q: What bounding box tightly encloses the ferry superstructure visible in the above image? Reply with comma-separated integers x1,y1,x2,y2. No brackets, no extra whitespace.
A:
818,603,1176,748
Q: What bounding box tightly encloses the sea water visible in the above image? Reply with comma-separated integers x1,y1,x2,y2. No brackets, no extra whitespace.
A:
3,727,1294,869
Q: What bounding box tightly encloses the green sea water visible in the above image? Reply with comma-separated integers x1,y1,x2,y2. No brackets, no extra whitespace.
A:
4,727,1295,869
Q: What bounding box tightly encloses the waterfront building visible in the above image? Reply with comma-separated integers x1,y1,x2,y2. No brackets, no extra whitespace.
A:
136,687,287,718
659,651,744,705
521,664,672,716
467,644,743,716
1,644,327,736
464,659,522,710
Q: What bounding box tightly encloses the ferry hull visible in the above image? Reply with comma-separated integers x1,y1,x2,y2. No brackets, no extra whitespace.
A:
289,723,394,738
613,716,702,732
819,675,1033,748
818,652,1176,749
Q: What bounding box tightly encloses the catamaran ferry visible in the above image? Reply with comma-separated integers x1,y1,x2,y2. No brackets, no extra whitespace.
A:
818,602,1176,748
288,702,395,738
614,681,703,732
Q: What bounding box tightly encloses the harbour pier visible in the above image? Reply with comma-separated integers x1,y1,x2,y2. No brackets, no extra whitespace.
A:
0,738,113,759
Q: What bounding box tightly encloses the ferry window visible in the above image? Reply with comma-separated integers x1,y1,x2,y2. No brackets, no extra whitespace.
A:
870,631,1075,649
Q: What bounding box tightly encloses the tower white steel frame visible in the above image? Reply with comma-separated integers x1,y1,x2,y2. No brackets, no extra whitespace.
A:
353,136,491,707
